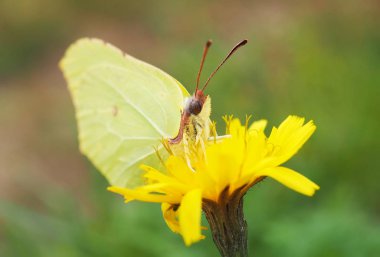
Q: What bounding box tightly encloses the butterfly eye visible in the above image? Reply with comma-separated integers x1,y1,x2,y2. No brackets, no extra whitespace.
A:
189,99,203,115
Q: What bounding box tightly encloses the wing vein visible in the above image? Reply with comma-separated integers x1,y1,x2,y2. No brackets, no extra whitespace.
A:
107,64,170,132
113,146,160,183
95,74,168,137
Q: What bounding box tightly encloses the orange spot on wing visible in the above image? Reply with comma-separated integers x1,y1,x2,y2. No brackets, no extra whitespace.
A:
112,105,119,116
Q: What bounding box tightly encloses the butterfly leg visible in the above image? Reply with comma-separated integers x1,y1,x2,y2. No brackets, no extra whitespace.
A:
169,112,190,144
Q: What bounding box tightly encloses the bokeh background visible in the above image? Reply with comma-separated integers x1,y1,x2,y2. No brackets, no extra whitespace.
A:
1,0,379,256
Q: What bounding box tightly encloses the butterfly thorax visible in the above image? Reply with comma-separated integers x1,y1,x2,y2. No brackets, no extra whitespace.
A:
167,99,211,168
169,90,210,145
185,95,211,143
167,89,211,165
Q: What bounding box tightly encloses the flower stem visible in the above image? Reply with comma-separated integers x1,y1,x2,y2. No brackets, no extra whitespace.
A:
203,187,248,257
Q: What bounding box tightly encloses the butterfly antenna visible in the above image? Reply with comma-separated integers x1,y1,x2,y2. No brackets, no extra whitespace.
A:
201,39,248,92
195,40,212,92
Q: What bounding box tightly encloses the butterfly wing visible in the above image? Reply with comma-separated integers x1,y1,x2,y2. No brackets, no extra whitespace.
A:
60,38,189,187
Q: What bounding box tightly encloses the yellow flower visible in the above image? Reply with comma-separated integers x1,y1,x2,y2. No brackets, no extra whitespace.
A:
108,115,319,246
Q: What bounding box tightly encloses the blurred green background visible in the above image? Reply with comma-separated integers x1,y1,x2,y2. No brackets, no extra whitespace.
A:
1,0,379,256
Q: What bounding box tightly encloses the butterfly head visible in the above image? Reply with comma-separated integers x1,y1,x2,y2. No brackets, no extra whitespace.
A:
169,39,247,144
185,89,207,116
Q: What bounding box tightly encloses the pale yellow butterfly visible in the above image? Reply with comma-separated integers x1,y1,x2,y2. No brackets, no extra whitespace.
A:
60,38,247,187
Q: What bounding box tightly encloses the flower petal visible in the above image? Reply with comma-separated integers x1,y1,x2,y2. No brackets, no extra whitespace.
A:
249,119,267,132
267,116,316,165
161,203,181,233
178,189,204,246
107,186,179,203
256,167,320,196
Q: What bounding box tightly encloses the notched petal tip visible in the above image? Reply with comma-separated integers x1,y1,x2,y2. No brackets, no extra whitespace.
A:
249,119,268,133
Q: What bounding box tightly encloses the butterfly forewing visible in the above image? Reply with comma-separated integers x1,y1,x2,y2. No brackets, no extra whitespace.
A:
61,38,188,187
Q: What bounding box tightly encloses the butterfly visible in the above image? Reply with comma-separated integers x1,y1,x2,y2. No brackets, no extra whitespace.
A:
60,38,247,188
